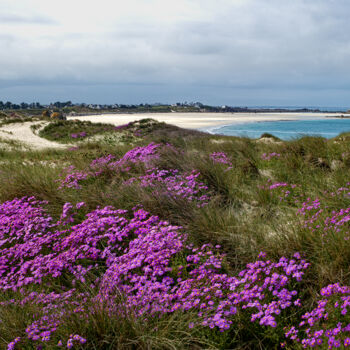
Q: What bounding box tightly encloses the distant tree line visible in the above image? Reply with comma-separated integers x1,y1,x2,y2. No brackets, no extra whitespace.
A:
0,100,257,111
0,100,339,113
0,101,43,110
0,101,76,110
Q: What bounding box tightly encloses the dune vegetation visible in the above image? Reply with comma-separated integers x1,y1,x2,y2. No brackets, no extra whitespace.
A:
1,118,350,349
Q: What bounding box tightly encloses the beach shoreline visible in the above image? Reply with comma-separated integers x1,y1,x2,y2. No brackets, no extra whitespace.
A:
67,112,343,130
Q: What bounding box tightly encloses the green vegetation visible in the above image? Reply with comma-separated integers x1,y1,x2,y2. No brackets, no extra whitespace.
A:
38,120,120,143
0,111,36,127
38,118,203,145
260,132,281,141
1,120,350,349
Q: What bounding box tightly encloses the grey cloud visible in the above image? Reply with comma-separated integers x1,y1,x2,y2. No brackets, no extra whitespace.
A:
1,0,350,105
0,34,15,45
0,13,57,25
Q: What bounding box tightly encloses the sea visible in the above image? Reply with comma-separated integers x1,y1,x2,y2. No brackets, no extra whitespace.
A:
207,106,350,140
211,119,350,140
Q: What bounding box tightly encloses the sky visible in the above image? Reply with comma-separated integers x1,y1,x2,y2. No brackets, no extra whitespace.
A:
1,0,350,107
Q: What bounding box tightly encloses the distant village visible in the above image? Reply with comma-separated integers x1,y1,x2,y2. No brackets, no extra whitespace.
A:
0,100,347,114
0,101,206,110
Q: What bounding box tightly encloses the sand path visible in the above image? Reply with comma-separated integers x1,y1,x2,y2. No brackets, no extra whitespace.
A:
67,112,343,130
0,121,68,150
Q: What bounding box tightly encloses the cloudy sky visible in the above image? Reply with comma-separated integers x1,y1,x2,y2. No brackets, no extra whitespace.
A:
1,0,350,106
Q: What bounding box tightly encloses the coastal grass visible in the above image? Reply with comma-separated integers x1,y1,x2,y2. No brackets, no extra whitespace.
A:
2,119,350,348
39,120,120,143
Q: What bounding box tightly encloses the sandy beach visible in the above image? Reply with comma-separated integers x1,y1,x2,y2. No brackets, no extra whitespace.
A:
66,112,343,130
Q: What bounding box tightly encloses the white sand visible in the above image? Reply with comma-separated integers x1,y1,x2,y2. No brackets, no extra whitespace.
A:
67,112,343,130
0,121,69,150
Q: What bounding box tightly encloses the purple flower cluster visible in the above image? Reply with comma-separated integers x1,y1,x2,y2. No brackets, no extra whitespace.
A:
125,168,210,207
228,252,308,328
259,180,302,204
1,196,310,348
66,335,87,348
297,187,350,239
118,142,161,166
100,243,308,331
71,132,87,139
261,152,281,161
285,283,350,349
58,142,210,206
4,287,89,349
210,152,233,171
7,338,20,350
58,165,90,189
268,182,292,190
58,143,162,189
0,198,92,290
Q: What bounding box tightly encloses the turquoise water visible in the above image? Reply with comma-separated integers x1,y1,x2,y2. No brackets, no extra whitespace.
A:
212,119,350,140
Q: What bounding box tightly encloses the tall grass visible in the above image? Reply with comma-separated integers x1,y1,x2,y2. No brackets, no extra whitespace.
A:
3,121,350,348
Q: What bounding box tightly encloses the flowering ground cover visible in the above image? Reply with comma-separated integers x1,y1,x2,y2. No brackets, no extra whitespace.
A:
39,118,172,144
1,120,350,348
39,120,124,143
210,152,233,170
58,142,161,188
0,196,311,349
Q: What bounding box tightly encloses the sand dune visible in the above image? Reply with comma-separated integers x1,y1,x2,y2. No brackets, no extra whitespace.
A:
0,121,69,150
